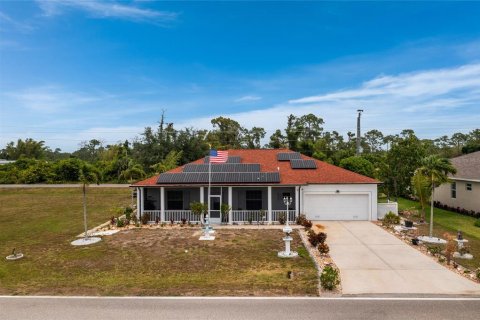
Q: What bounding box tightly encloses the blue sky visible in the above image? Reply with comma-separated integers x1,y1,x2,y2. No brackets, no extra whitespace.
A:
1,1,480,151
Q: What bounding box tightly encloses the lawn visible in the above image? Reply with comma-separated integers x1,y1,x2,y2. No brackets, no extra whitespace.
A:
0,188,318,296
397,197,480,270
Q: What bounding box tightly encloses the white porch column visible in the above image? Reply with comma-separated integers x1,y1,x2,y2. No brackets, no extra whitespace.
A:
228,187,233,225
268,186,272,224
200,187,204,203
295,186,300,218
140,187,145,219
136,187,141,220
160,187,165,222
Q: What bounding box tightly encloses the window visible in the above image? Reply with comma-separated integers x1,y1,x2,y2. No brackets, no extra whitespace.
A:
466,183,472,191
167,191,183,210
451,182,456,199
246,190,262,210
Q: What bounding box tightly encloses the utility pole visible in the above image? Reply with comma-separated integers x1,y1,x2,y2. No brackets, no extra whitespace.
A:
356,109,364,155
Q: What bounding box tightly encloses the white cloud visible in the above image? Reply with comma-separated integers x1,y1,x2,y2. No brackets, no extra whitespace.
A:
0,11,34,32
3,86,103,113
35,0,177,24
234,95,262,103
178,64,480,138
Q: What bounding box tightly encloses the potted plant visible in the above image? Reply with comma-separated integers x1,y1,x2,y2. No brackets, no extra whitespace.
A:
405,220,414,228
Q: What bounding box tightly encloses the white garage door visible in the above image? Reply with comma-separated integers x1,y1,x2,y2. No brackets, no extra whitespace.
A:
304,193,370,220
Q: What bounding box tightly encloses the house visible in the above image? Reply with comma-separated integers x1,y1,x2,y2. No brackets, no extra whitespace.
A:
131,149,380,224
434,151,480,212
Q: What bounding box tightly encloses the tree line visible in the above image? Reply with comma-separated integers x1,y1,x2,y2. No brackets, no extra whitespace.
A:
1,112,479,200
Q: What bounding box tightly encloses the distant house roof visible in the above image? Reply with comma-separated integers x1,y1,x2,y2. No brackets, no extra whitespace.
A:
132,149,379,187
449,151,480,182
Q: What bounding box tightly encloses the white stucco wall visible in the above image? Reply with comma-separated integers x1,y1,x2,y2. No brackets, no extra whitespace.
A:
377,202,398,219
434,180,480,212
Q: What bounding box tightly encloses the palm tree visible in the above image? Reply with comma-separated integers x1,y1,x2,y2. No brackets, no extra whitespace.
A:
411,169,431,222
419,155,456,237
79,163,100,239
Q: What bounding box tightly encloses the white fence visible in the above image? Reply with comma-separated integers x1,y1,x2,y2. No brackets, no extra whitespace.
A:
377,202,398,219
231,210,297,224
143,209,297,224
142,210,201,223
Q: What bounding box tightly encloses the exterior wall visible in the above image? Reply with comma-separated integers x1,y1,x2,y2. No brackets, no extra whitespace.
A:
377,202,398,219
434,180,480,212
232,187,268,210
271,187,296,210
300,184,378,221
144,187,200,210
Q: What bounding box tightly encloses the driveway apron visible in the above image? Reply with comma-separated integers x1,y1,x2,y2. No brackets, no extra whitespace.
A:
318,221,480,295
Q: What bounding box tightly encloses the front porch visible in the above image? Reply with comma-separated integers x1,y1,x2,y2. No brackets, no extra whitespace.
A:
135,186,300,224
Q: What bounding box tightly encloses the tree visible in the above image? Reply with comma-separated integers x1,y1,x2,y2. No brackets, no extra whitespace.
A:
1,138,47,160
339,156,375,177
79,163,100,239
364,129,384,153
267,129,287,149
150,150,183,174
119,160,146,183
243,127,266,149
411,169,431,222
418,155,456,237
209,117,244,149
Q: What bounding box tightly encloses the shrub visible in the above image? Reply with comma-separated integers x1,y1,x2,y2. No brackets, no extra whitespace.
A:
476,268,480,280
318,242,330,255
426,245,441,256
320,266,340,290
303,220,313,229
474,219,480,228
382,212,400,226
181,218,187,225
141,212,150,225
308,230,327,246
124,207,133,220
116,218,125,228
296,214,307,225
278,213,286,225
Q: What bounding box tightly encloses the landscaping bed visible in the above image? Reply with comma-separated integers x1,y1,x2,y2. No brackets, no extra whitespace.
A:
377,207,480,284
0,187,318,296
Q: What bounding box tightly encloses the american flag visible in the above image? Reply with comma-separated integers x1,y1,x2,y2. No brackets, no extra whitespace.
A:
209,150,228,163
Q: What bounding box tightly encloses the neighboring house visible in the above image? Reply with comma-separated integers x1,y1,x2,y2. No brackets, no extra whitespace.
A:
132,149,380,224
434,151,480,212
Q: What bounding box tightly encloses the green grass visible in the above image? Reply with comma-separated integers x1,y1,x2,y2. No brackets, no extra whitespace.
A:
397,197,480,270
0,188,318,296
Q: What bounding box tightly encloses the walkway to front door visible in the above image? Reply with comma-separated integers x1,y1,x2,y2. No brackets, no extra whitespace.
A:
319,221,480,295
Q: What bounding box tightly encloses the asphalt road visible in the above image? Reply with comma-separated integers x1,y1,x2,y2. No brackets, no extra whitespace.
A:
0,184,130,188
1,297,480,320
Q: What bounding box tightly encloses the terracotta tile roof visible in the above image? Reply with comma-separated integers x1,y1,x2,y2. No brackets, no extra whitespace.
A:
449,151,480,181
132,149,380,186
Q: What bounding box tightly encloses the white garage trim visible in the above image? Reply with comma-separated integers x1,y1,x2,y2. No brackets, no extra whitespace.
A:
300,184,378,221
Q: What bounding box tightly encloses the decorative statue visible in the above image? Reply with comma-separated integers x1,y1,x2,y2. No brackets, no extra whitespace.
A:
457,230,463,240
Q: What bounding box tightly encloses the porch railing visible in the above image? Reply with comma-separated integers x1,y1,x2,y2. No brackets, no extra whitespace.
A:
272,210,296,224
165,210,200,223
232,210,297,224
142,210,201,222
143,210,161,222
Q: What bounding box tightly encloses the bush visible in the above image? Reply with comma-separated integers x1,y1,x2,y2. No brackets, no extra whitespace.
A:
474,219,480,228
296,214,307,225
320,266,340,290
382,211,400,226
124,207,133,220
303,220,313,229
116,218,125,228
318,242,330,255
308,230,327,246
476,268,480,280
141,212,150,225
278,213,286,225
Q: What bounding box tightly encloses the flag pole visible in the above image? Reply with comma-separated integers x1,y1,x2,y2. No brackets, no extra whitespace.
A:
208,153,211,228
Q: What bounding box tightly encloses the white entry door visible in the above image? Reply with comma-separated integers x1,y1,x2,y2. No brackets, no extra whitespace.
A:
209,195,222,224
304,193,370,220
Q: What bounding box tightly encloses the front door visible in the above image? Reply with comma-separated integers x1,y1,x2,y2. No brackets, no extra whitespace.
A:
209,195,221,224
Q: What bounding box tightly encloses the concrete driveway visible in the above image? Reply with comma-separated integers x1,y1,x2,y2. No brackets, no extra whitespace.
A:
319,221,480,295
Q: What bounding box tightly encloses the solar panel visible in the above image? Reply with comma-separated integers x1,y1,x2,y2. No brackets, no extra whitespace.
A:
183,163,260,173
290,159,317,169
277,152,302,161
204,156,242,163
157,172,280,184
